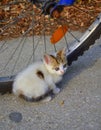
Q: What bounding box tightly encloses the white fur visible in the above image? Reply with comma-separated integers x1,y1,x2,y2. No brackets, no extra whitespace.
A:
13,61,62,99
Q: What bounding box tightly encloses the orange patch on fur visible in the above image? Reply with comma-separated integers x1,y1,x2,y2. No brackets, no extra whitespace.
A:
36,70,44,79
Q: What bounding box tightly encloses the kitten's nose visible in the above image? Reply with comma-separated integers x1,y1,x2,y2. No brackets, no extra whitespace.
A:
60,70,64,74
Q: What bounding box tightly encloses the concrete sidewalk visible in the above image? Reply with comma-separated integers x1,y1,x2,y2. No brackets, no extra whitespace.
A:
0,37,101,130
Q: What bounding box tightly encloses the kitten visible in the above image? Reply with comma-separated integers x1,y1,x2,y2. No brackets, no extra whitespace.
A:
13,48,68,102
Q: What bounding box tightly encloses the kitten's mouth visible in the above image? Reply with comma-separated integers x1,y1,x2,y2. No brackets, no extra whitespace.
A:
60,71,64,74
59,71,65,75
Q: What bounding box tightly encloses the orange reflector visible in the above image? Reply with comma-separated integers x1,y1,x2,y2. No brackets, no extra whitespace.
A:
50,25,68,44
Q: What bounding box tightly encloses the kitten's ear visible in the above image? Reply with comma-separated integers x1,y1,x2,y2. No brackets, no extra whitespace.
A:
57,48,66,57
43,54,51,64
61,47,66,55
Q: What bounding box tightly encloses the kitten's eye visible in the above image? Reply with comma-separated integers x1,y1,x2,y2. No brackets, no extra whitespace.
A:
55,67,59,71
63,63,67,68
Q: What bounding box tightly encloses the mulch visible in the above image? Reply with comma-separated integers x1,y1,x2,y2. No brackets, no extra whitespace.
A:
0,0,101,41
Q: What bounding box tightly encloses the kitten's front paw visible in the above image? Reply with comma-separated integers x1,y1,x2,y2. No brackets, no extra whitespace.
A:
41,96,52,103
53,87,60,94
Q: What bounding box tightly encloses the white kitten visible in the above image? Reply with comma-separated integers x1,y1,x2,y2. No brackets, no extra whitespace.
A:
13,48,68,102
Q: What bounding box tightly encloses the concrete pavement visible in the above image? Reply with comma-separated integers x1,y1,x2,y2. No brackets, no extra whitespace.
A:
0,37,101,130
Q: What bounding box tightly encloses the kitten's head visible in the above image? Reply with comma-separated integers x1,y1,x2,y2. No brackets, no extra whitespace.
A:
43,48,68,75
